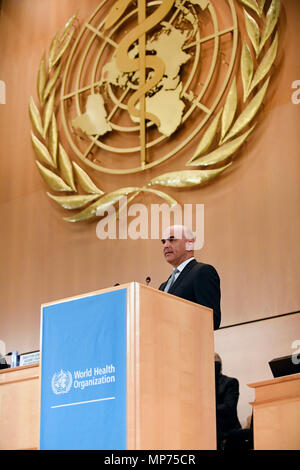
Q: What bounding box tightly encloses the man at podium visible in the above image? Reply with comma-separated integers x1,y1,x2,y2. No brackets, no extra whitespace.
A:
159,225,221,330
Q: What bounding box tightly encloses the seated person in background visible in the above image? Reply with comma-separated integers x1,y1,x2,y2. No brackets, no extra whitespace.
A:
214,353,242,450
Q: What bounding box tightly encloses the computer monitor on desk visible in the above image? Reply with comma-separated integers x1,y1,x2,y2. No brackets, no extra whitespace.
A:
269,354,300,378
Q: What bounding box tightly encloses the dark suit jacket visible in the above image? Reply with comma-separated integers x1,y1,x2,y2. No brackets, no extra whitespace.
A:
159,259,221,330
215,373,241,440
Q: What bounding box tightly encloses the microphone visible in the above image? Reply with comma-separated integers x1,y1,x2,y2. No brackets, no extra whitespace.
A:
145,276,151,285
114,283,120,286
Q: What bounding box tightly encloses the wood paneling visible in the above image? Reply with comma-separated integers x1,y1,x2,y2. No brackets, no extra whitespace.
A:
136,284,216,449
0,364,40,450
249,373,300,450
0,0,299,354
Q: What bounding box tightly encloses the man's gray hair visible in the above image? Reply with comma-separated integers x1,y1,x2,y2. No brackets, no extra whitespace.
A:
164,225,195,240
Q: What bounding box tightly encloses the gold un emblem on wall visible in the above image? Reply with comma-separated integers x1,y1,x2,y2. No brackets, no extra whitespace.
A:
29,0,280,222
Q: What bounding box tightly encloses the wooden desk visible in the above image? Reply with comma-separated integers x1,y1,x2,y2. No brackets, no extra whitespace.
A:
0,364,40,450
249,373,300,450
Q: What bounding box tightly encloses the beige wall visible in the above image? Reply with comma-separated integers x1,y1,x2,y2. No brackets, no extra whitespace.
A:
0,0,299,377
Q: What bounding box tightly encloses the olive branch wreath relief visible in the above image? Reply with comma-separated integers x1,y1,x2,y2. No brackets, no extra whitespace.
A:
29,0,280,223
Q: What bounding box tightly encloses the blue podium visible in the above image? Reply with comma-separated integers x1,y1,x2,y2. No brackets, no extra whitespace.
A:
40,283,216,450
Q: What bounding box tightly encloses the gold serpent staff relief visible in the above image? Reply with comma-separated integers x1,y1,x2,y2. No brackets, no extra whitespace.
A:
29,0,280,222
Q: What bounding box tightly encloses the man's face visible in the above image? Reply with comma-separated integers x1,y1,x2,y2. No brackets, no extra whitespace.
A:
161,226,193,267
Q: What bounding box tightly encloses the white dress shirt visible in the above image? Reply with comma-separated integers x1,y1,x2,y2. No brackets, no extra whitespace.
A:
173,256,195,281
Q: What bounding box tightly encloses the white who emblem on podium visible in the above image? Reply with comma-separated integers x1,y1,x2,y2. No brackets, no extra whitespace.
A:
51,370,72,395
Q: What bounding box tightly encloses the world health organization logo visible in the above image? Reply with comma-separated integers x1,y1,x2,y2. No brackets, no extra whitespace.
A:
51,369,73,395
29,0,280,223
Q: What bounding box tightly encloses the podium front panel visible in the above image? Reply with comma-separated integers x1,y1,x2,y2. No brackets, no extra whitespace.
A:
40,283,216,450
40,288,127,450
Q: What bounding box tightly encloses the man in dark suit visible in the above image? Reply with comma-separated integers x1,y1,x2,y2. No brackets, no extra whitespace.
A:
159,225,221,330
214,353,242,450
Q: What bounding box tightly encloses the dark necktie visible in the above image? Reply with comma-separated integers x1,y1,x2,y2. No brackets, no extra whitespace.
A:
164,268,179,292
